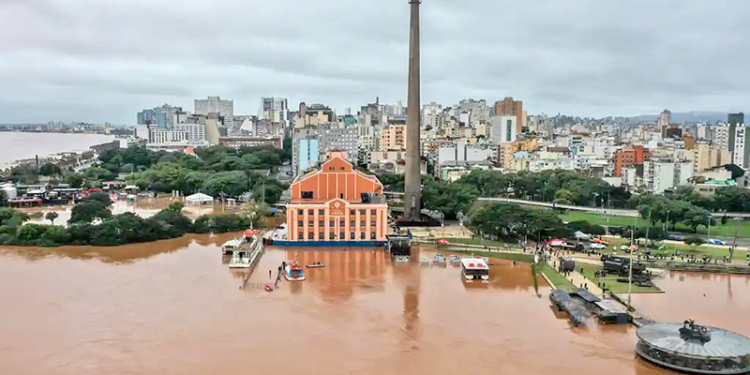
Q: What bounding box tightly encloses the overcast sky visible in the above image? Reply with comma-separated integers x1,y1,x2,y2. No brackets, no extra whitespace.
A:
1,0,749,124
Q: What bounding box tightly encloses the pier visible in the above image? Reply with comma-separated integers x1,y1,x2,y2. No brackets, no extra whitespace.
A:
239,233,266,288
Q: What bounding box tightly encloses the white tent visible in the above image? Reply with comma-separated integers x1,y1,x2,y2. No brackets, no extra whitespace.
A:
185,193,214,205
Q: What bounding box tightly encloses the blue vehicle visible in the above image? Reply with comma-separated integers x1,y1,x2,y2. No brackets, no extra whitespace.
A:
707,239,725,245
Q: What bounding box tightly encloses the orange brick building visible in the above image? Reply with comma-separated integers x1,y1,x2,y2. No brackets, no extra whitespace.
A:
613,145,648,177
285,156,388,245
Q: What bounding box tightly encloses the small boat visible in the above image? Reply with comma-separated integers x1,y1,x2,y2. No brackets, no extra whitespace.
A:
306,262,326,269
221,238,243,254
432,253,447,264
229,250,251,268
284,263,305,281
264,285,273,292
420,257,430,265
394,255,410,263
449,254,461,264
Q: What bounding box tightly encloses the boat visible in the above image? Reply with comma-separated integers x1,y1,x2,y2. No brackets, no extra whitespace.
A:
432,253,447,265
228,250,251,268
449,254,461,265
284,263,306,281
420,257,430,265
306,262,326,268
221,238,243,254
394,255,410,263
460,257,489,281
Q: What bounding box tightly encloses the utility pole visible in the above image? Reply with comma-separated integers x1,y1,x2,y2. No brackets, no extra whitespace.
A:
730,217,740,262
628,215,637,306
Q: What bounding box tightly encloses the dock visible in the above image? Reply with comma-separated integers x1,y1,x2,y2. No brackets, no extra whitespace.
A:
240,234,266,288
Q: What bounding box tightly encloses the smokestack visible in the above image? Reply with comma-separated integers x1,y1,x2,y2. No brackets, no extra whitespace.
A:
403,0,422,221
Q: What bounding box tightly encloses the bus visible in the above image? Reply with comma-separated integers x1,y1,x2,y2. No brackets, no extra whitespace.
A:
460,258,489,281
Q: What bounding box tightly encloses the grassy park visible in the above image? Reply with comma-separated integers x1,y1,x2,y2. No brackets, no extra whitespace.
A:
575,262,663,294
558,211,750,238
600,236,750,263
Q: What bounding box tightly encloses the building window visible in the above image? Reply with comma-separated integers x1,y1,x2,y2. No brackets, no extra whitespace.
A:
340,232,345,239
370,210,376,215
360,232,366,239
350,220,355,227
350,209,355,215
319,232,324,240
350,232,355,240
330,232,335,240
371,220,376,227
308,232,314,240
309,220,314,227
330,220,335,227
298,220,304,227
298,232,304,240
319,209,325,215
360,220,365,227
301,191,313,199
359,209,365,215
319,220,324,227
371,232,376,240
298,209,303,215
341,167,345,170
340,220,345,227
340,193,344,199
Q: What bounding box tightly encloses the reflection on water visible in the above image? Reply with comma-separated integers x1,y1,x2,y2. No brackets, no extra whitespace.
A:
0,242,743,375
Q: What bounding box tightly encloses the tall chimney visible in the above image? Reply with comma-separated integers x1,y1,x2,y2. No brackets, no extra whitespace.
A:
403,0,422,221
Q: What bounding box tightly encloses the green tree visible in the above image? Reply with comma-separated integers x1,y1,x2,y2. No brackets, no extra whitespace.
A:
84,166,116,182
553,189,576,205
45,211,59,225
683,206,712,232
69,201,112,224
684,237,705,248
200,171,251,197
39,162,62,177
86,192,113,207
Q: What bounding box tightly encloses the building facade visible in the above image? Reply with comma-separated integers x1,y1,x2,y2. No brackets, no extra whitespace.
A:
613,145,646,177
286,156,388,245
195,96,234,128
490,116,517,144
219,136,283,149
733,124,750,169
379,124,407,151
494,97,524,133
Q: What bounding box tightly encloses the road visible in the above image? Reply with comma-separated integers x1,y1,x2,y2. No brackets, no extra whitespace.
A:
476,197,750,219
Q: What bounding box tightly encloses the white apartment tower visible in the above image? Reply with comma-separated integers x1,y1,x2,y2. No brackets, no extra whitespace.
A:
194,96,234,128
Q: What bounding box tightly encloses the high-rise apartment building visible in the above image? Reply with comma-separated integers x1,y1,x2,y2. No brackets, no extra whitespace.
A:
733,124,750,169
728,112,744,152
261,97,289,126
379,125,407,151
613,145,646,177
685,143,732,173
137,104,182,128
656,109,671,131
494,97,523,133
490,116,517,144
194,96,234,128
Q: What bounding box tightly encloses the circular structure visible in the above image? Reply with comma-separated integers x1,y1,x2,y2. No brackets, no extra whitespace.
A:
636,320,750,374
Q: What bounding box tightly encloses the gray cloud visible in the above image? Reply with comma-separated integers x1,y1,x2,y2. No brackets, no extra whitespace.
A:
1,0,749,123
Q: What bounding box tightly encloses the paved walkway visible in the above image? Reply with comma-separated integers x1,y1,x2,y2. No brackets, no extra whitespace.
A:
546,255,604,297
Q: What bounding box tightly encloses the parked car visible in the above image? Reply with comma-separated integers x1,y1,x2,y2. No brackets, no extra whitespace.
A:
590,243,607,250
707,239,725,245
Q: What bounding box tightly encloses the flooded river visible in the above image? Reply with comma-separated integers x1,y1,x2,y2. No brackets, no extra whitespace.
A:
0,239,748,375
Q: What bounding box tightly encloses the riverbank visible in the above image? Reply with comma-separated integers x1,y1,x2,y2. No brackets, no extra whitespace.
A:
0,132,115,170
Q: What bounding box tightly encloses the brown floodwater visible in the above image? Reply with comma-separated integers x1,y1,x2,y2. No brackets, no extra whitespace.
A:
0,241,747,375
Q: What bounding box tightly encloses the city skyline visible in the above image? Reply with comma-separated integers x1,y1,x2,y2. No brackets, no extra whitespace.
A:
2,0,750,123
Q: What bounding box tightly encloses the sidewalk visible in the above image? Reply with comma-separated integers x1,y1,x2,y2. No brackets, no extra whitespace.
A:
547,255,603,296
